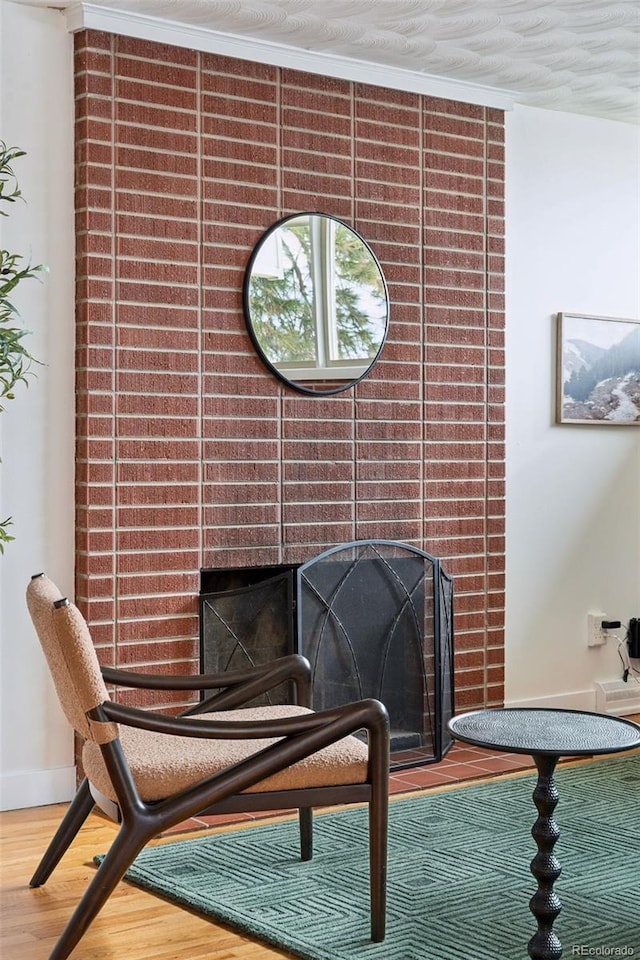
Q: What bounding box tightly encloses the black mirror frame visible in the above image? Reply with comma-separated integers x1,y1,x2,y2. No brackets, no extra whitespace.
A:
242,212,390,396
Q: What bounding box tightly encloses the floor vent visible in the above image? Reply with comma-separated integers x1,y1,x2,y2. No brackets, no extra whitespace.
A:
595,679,640,717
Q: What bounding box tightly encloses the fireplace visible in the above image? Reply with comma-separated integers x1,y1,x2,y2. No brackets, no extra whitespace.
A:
201,540,454,768
74,33,506,722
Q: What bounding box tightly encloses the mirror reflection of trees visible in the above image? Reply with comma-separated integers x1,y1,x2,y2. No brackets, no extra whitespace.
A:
248,215,387,370
250,221,316,364
333,222,386,361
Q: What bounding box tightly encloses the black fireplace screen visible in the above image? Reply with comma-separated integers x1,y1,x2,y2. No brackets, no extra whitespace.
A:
200,567,295,706
297,540,454,766
200,539,454,768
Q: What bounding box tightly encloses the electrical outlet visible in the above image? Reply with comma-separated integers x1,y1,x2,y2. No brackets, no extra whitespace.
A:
587,611,607,647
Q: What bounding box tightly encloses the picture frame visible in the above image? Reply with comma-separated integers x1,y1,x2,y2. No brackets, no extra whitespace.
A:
556,312,640,425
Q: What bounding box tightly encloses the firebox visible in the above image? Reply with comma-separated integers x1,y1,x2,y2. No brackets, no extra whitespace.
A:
200,539,454,769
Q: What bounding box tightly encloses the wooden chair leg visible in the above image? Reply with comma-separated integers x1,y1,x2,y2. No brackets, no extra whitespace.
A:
30,778,95,888
299,806,313,861
369,718,389,943
47,823,148,960
369,788,388,942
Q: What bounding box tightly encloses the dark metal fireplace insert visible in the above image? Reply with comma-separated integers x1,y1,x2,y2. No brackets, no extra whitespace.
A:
200,539,454,769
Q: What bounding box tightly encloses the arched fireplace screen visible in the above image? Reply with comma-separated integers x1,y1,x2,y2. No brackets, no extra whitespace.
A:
200,539,454,769
297,540,454,768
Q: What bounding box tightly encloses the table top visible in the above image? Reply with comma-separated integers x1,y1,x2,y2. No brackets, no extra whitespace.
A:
448,708,640,757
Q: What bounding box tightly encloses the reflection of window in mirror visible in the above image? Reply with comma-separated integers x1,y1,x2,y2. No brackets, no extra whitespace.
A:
246,214,388,387
251,230,285,280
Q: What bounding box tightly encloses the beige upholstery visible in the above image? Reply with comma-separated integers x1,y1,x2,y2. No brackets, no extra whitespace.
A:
84,704,369,802
26,575,116,743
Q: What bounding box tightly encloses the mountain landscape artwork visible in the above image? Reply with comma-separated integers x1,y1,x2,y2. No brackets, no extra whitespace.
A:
557,313,640,424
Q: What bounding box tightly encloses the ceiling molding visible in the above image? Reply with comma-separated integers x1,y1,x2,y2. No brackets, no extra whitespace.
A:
64,1,516,111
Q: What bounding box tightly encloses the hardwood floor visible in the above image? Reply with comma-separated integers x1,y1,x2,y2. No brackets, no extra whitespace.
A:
1,801,295,960
3,714,639,960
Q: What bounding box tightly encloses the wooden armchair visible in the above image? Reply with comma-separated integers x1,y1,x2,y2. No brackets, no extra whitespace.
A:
26,573,389,960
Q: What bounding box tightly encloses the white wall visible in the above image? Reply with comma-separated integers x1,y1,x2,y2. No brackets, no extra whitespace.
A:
1,8,638,811
505,105,640,710
0,2,76,810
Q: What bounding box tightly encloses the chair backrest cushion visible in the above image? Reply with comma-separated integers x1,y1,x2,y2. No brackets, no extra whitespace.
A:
26,574,117,744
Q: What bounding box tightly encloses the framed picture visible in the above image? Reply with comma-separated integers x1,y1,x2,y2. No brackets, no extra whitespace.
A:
556,313,640,425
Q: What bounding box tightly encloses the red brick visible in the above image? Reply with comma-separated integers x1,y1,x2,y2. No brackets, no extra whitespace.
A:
116,100,197,131
115,56,197,89
117,550,200,572
116,462,200,484
356,117,420,149
75,35,505,707
117,505,199,527
117,639,198,665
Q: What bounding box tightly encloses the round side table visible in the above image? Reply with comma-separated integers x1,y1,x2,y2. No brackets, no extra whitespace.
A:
448,707,640,960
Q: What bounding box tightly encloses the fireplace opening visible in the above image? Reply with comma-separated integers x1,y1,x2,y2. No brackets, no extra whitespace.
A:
200,564,296,706
200,540,454,769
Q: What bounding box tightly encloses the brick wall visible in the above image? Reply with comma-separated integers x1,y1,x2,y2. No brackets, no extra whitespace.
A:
74,29,505,714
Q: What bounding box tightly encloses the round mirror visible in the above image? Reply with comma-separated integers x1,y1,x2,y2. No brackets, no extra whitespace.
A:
243,213,389,395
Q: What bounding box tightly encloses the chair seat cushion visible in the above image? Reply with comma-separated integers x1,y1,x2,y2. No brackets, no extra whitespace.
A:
83,704,369,802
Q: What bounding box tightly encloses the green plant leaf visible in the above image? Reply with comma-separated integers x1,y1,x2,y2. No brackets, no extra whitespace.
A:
0,517,15,554
0,140,47,547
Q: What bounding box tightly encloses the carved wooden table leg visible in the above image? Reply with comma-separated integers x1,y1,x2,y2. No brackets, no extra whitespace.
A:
528,753,562,960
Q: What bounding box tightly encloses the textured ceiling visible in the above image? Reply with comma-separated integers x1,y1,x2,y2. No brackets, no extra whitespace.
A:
19,0,640,122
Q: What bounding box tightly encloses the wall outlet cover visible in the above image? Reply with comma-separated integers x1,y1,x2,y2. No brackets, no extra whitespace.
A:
587,611,607,647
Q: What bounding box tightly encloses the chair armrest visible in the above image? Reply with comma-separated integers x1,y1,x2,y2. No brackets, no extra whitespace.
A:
101,654,312,711
98,697,388,741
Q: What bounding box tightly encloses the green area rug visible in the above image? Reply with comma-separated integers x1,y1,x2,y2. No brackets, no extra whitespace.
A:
111,756,640,960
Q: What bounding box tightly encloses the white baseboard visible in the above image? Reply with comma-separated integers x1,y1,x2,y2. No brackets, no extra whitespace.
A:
504,689,597,712
0,765,76,812
505,686,640,718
